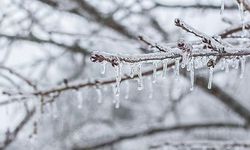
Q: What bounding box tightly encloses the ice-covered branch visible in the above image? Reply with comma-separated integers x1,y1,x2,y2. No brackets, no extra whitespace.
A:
138,36,167,52
175,18,226,51
90,50,250,66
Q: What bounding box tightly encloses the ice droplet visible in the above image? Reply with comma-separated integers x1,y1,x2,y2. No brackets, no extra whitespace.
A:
162,59,168,78
77,91,83,109
137,63,144,90
101,62,107,75
208,67,214,89
174,58,180,79
240,56,246,78
189,57,194,91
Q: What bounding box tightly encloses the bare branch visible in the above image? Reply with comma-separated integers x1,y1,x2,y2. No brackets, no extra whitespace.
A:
73,122,247,150
0,108,36,149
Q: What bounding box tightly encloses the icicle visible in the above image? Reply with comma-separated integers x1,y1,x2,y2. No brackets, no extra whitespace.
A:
194,57,201,69
96,88,102,103
220,0,225,15
220,58,226,70
152,62,158,83
208,67,214,89
240,56,246,78
101,62,107,75
162,59,168,78
114,64,122,96
190,57,194,91
124,80,129,100
148,77,153,99
181,52,189,68
235,58,239,69
52,102,58,119
225,59,229,73
115,95,120,109
137,63,144,90
202,56,208,66
174,58,180,79
239,1,246,36
77,91,83,109
129,64,135,78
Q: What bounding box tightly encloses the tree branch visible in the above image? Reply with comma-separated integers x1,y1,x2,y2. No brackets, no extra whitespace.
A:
72,122,247,150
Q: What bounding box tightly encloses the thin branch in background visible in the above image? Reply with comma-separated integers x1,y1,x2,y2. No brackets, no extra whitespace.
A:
0,108,36,150
73,122,247,150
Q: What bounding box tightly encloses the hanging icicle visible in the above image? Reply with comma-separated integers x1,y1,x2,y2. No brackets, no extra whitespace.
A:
240,56,246,78
189,57,194,91
162,59,168,78
129,64,136,78
148,77,153,99
238,1,246,36
220,0,225,15
181,52,190,68
124,80,129,100
152,62,158,83
208,67,214,89
115,95,120,109
50,101,58,119
225,59,229,73
101,62,107,75
77,91,83,109
174,58,180,79
137,63,144,90
96,88,102,103
114,63,122,96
